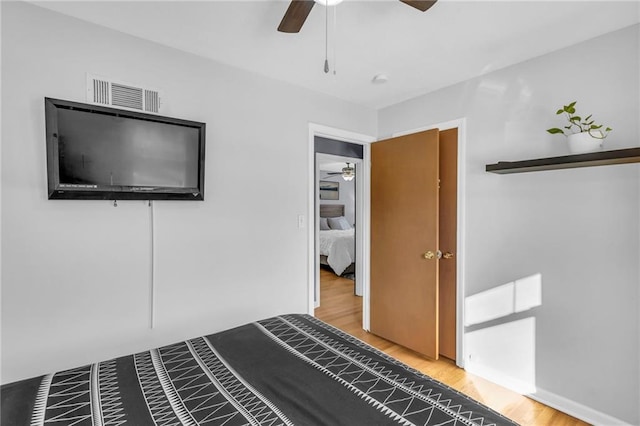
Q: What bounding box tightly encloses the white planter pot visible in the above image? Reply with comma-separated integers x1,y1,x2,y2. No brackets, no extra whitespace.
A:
567,132,603,154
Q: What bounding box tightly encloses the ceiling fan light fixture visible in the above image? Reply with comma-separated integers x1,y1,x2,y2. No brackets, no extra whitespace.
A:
342,163,355,181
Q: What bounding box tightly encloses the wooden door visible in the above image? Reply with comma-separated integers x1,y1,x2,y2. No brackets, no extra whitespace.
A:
370,129,440,359
438,128,458,360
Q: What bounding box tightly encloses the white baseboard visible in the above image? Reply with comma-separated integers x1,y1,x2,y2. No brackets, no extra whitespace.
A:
465,360,535,395
465,361,632,425
528,388,631,426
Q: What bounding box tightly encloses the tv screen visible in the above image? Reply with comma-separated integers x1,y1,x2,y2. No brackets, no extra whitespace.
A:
45,98,206,200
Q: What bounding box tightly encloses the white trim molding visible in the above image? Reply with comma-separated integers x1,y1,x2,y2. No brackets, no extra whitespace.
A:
529,388,633,426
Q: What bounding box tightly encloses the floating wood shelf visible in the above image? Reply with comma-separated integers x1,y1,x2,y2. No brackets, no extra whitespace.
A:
486,147,640,174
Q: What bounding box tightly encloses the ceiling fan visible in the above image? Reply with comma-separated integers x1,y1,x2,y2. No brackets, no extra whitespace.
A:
278,0,438,33
324,163,355,181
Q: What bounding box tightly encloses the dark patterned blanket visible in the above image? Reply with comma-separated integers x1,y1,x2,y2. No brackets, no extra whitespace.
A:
1,314,518,425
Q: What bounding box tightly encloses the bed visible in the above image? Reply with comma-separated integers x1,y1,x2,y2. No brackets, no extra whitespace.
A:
319,204,355,276
1,314,517,426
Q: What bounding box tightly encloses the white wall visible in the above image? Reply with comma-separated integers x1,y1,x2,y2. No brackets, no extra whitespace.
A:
0,2,376,384
378,25,640,425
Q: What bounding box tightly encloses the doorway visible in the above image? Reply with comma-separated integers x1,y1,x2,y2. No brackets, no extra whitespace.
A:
315,154,361,326
307,120,466,367
306,124,374,324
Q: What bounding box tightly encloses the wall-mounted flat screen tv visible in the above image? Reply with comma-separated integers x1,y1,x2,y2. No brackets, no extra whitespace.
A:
45,97,206,200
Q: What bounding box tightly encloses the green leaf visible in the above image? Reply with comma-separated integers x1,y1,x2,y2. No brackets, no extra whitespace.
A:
563,101,577,114
547,128,565,134
570,116,581,122
556,109,564,115
585,114,592,121
564,126,572,130
605,127,612,132
591,124,602,129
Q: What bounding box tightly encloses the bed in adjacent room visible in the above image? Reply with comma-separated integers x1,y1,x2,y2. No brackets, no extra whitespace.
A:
1,314,517,426
319,204,355,276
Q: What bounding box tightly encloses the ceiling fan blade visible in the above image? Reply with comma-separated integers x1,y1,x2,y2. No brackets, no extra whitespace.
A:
278,0,316,33
399,0,437,12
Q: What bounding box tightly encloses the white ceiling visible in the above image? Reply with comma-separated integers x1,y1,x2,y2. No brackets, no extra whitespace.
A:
32,0,640,109
320,161,352,172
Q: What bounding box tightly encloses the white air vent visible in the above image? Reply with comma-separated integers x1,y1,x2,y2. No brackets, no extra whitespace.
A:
87,74,162,113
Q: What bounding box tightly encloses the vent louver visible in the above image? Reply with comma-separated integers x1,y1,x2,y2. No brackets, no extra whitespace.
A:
144,89,160,113
92,79,110,105
87,74,162,113
112,83,143,110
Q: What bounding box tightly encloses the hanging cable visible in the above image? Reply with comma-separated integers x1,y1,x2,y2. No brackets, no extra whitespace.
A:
149,200,156,329
332,4,337,75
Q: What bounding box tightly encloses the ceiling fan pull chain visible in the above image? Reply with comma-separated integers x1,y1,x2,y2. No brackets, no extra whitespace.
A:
324,1,329,73
332,4,337,75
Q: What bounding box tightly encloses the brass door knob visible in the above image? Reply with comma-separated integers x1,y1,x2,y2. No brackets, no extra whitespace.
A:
423,251,435,260
443,252,454,259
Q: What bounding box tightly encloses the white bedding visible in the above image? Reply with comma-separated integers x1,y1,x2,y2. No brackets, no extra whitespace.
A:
319,229,355,276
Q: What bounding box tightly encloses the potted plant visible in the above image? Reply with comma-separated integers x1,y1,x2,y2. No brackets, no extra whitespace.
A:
547,101,612,154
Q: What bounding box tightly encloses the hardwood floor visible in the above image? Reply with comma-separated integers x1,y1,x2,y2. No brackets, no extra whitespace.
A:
314,268,589,426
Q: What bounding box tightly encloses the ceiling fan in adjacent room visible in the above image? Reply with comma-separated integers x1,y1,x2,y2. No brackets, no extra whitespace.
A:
323,163,355,181
278,0,438,33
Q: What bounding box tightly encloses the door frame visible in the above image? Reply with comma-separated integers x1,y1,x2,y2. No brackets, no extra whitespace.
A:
392,118,467,367
307,124,375,328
